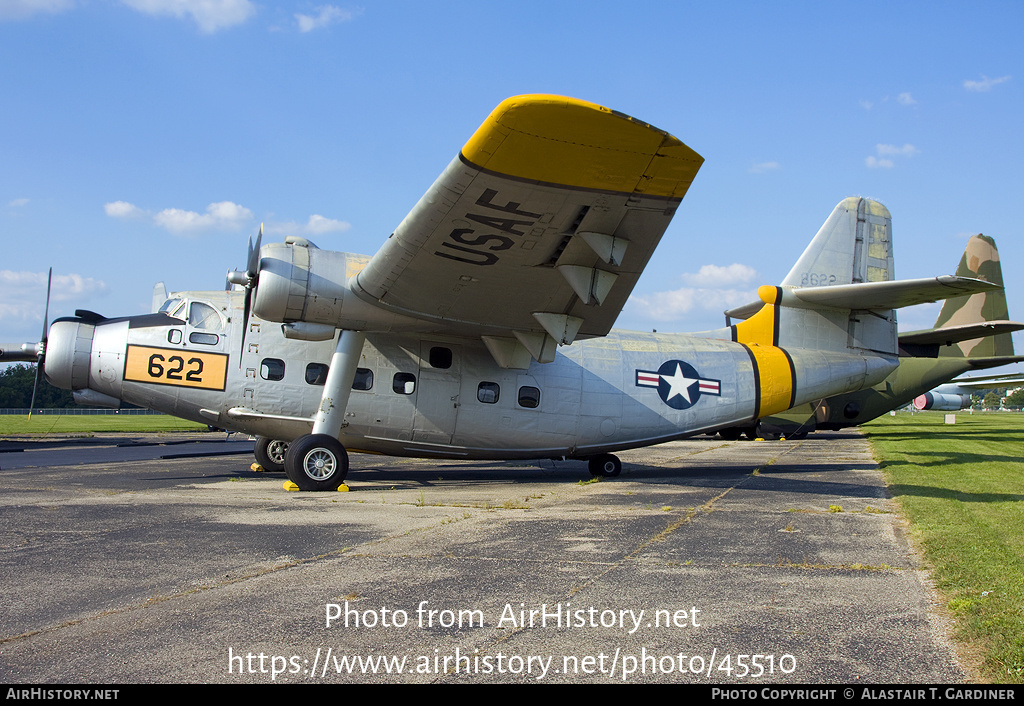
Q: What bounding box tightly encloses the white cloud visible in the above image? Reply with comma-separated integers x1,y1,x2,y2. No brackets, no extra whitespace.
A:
119,0,256,33
153,201,254,234
0,0,74,20
748,161,779,174
859,99,873,110
8,198,29,207
264,214,352,237
104,200,145,219
963,74,1011,92
876,143,919,157
0,270,108,322
866,143,918,169
296,5,354,32
629,287,758,323
628,263,760,323
304,214,350,234
897,92,916,106
681,263,758,288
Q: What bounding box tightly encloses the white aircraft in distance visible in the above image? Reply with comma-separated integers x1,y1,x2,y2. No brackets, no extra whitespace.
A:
913,373,1024,411
1,95,999,490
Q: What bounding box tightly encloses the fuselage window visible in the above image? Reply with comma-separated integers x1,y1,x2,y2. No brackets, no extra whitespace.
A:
517,385,541,409
261,358,285,381
188,302,223,331
167,329,182,344
477,382,500,404
393,372,416,395
353,367,373,391
305,363,329,385
189,332,220,346
429,346,453,369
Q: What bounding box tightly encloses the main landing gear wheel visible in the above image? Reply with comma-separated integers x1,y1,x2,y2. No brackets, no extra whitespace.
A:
588,454,621,478
284,434,348,491
254,436,289,472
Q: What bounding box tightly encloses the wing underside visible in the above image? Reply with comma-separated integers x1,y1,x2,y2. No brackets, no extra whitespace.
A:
350,95,703,366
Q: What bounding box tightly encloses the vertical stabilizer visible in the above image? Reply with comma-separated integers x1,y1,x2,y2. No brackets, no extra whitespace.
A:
782,197,893,287
773,197,897,355
933,235,1014,358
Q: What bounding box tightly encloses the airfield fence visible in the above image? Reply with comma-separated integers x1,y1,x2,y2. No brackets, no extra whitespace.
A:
0,408,162,416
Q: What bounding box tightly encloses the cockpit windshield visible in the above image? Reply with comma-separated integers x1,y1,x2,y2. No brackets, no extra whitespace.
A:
158,298,186,319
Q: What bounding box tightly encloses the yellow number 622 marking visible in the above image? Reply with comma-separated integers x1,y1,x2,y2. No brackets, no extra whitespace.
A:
124,345,228,391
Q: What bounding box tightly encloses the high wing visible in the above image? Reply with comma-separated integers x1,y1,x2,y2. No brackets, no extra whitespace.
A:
349,94,703,365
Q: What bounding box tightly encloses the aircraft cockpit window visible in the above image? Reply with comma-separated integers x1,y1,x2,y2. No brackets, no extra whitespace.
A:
305,363,329,386
428,347,452,369
477,382,500,404
159,298,185,319
188,302,223,331
517,386,541,409
167,329,182,344
353,368,373,391
261,358,285,381
392,372,416,395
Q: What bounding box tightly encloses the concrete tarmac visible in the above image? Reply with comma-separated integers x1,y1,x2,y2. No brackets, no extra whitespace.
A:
0,430,965,683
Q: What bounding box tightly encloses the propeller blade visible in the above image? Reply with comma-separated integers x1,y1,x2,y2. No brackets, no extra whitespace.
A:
246,223,263,278
238,225,262,368
29,268,52,420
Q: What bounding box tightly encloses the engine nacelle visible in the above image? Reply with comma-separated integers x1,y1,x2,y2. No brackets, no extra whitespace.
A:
912,391,968,411
251,239,348,324
251,239,424,332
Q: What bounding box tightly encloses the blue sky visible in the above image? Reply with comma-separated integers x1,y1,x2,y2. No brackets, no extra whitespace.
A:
2,0,1022,370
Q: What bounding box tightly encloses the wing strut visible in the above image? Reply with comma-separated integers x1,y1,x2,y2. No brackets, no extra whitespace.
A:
282,329,366,491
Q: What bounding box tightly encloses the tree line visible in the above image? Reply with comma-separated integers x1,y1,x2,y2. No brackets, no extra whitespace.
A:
0,364,75,409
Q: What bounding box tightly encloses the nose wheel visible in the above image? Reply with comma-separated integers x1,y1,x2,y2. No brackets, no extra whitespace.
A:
588,453,621,478
284,434,349,491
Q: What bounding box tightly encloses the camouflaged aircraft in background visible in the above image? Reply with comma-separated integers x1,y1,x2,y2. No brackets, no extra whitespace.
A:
719,233,1024,438
0,95,999,490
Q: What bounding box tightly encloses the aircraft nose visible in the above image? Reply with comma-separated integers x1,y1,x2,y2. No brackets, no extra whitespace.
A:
44,318,95,390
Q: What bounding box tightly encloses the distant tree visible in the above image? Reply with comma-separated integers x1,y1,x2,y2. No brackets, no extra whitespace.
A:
0,364,75,409
1005,389,1024,410
983,391,1003,410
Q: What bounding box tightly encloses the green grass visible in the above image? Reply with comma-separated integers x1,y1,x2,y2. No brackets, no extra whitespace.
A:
0,414,208,435
863,411,1024,683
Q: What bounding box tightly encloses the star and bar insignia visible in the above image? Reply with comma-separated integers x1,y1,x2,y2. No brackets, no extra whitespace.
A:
635,360,721,410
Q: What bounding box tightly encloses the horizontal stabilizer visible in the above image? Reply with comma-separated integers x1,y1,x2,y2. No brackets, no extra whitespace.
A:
949,371,1024,386
899,320,1024,346
782,276,999,311
965,356,1024,370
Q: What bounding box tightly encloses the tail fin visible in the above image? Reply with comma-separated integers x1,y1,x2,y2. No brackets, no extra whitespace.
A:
781,197,893,287
933,234,1015,358
728,197,999,419
765,197,898,356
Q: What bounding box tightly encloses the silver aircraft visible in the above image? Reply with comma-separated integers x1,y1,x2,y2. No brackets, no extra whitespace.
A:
1,95,998,490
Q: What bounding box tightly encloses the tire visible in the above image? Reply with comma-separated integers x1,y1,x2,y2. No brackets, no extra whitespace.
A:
284,434,348,491
588,454,621,478
254,436,289,472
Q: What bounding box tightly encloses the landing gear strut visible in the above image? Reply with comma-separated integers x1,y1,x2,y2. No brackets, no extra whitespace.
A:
588,453,621,478
283,329,365,491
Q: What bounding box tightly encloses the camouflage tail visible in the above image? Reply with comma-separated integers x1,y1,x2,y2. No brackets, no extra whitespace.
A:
933,234,1014,358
